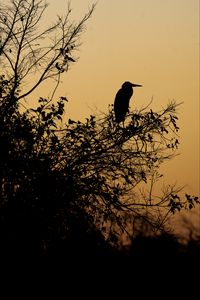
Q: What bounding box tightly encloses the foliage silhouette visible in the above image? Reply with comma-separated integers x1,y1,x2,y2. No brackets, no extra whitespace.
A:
0,0,95,100
0,0,199,262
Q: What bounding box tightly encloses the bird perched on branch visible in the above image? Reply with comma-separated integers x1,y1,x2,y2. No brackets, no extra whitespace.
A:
114,81,142,124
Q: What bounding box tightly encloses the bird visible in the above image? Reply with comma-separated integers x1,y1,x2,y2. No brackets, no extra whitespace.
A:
114,81,142,124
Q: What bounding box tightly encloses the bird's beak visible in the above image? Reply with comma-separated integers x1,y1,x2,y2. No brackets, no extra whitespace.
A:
132,83,142,87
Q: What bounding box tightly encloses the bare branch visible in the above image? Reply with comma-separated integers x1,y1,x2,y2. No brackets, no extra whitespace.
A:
0,0,96,100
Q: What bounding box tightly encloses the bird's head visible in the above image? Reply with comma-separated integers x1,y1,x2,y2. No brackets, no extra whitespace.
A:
122,81,142,88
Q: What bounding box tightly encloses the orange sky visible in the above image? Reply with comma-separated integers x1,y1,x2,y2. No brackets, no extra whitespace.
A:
34,0,199,198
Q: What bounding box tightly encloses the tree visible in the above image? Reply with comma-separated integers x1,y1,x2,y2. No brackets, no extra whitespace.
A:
0,0,95,100
0,0,199,259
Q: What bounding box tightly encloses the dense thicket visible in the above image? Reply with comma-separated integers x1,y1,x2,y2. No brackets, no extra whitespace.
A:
0,0,199,262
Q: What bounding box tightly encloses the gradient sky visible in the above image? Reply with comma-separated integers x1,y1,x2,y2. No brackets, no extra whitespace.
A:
38,0,199,198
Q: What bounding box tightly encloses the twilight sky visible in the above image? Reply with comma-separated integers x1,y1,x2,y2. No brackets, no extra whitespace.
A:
37,0,199,197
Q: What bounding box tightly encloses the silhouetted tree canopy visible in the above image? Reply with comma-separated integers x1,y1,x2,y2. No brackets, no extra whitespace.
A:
0,0,95,100
0,0,199,261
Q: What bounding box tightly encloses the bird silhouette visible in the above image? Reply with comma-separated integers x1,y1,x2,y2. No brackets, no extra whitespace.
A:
114,81,142,124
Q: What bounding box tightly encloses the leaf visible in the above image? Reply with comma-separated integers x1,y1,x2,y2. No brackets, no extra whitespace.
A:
68,118,76,124
189,204,193,210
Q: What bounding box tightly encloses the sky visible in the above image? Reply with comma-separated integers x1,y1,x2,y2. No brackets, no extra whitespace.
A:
35,0,199,200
